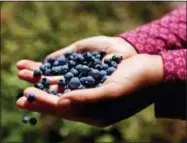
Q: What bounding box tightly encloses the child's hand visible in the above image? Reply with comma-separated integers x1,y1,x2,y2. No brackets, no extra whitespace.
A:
17,54,163,127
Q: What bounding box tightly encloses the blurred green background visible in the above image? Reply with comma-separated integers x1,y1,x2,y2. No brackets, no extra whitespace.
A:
1,2,186,143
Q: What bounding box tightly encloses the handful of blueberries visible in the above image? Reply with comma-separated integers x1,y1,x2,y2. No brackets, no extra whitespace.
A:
22,51,122,125
32,51,122,96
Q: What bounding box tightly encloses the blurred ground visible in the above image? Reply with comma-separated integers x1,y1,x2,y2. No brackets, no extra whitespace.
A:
1,2,186,143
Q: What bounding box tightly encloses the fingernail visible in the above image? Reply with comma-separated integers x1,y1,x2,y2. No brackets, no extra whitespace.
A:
60,99,71,106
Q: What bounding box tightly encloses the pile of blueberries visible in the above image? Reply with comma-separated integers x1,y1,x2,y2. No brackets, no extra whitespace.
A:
21,51,122,124
33,51,122,95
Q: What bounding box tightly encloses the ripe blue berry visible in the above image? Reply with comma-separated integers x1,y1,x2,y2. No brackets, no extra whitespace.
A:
60,65,69,74
58,78,66,87
102,63,108,70
47,56,56,64
27,93,36,102
75,64,83,72
53,60,60,67
94,58,102,65
81,65,90,74
64,51,72,57
70,68,79,76
84,52,93,61
22,116,29,124
57,56,66,65
65,72,74,81
34,83,44,90
104,59,111,65
99,50,106,57
29,117,37,125
95,64,102,70
89,69,100,79
40,78,50,88
80,77,87,84
106,67,116,75
51,66,61,75
78,84,86,89
64,88,71,93
44,68,51,76
109,61,118,68
99,70,107,79
48,88,57,95
112,55,122,63
43,62,51,69
69,77,81,89
33,69,42,77
85,76,95,86
69,60,76,68
75,54,84,63
39,65,46,73
101,76,109,83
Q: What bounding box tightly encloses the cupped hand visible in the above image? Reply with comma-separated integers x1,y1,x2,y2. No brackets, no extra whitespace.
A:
16,36,137,83
17,54,163,127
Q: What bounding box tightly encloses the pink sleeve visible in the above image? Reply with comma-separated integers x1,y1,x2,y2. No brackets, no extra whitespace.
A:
119,4,186,81
119,4,186,54
160,49,186,81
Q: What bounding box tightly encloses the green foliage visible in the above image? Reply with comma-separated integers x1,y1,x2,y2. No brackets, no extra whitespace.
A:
1,2,185,143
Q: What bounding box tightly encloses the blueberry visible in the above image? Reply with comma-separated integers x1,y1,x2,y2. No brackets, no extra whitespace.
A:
95,53,101,59
39,65,46,73
69,77,81,89
69,60,76,68
64,50,72,57
43,62,51,69
78,84,86,89
80,77,87,84
40,78,50,88
33,69,42,77
75,54,84,63
58,78,66,87
29,117,37,125
64,88,71,93
81,65,90,74
75,64,83,72
48,88,57,95
44,68,52,76
92,52,98,56
106,67,116,75
53,60,60,66
47,56,56,64
22,116,29,124
101,76,109,83
112,55,122,63
104,59,111,65
60,65,69,74
84,52,93,61
69,55,76,60
94,58,101,65
85,76,95,86
51,66,61,75
99,70,107,79
102,63,108,70
64,72,74,81
34,83,44,90
57,56,66,65
70,68,79,76
96,83,103,87
89,69,100,79
27,93,36,102
109,61,118,68
95,64,102,70
99,50,106,57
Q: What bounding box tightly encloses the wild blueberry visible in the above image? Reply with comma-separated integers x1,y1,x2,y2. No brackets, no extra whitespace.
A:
40,77,50,88
80,77,87,84
70,68,79,76
60,65,69,74
104,59,111,65
43,62,51,69
95,53,101,59
39,65,46,73
84,52,93,61
75,54,84,63
81,65,90,74
75,64,83,72
64,88,71,93
101,76,109,83
89,69,100,79
99,70,107,79
69,77,81,89
112,55,122,63
29,117,37,125
47,56,56,64
57,56,66,65
22,116,29,124
109,61,118,68
58,78,66,87
106,67,116,75
65,72,74,81
33,69,42,77
69,60,76,68
64,50,72,57
34,83,44,90
99,50,106,57
95,64,102,70
78,84,86,89
53,60,60,67
85,76,95,86
27,93,36,102
48,88,57,95
94,58,101,65
44,68,52,76
102,63,108,70
51,66,61,75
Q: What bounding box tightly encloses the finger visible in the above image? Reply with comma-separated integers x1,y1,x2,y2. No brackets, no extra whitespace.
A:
17,59,41,71
16,96,56,114
23,87,59,106
58,83,122,106
18,69,64,84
